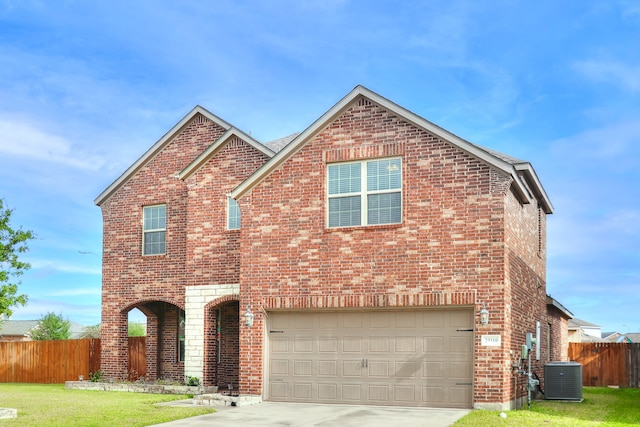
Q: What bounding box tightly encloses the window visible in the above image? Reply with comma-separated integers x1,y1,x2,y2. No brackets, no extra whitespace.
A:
227,197,240,230
143,204,166,255
178,310,185,362
327,158,402,228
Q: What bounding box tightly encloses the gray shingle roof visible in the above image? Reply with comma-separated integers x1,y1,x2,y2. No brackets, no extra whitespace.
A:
0,320,39,336
265,133,300,152
568,318,601,329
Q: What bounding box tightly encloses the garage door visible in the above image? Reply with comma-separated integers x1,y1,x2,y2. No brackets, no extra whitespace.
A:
266,309,474,408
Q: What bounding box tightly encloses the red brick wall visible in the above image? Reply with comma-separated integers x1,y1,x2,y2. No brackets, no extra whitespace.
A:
100,114,227,380
238,97,520,401
184,137,271,286
503,188,550,405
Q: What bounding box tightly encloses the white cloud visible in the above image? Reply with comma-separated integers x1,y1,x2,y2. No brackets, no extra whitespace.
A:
548,119,640,166
44,288,101,297
29,258,101,276
0,118,106,170
574,60,640,93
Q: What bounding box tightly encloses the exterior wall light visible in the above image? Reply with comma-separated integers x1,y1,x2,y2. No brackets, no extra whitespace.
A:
243,306,254,327
479,303,489,325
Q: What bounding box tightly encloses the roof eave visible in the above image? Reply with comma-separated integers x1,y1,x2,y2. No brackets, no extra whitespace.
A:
515,163,554,214
95,105,233,206
547,295,574,319
179,128,275,180
232,85,534,201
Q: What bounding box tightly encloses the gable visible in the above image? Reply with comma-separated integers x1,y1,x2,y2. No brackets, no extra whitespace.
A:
231,86,553,214
95,106,233,206
178,128,275,181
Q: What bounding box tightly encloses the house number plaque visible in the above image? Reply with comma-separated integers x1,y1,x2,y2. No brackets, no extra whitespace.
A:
481,335,501,346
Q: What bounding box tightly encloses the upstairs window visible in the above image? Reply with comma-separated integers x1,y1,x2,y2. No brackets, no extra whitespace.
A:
327,157,402,228
228,197,240,230
143,204,166,255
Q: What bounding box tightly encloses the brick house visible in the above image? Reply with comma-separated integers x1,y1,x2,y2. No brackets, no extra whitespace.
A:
95,85,571,410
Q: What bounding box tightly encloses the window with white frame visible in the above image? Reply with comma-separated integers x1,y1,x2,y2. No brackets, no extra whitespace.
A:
228,197,240,230
142,204,166,255
327,157,402,228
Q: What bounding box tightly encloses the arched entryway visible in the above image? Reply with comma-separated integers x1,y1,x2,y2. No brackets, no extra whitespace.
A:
123,299,185,383
203,298,239,391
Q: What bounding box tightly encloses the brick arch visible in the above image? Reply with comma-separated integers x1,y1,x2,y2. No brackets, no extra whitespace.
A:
204,293,240,311
121,298,185,314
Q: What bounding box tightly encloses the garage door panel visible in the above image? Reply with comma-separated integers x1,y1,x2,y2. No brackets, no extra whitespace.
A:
368,360,389,377
319,338,337,352
395,312,417,328
318,383,337,400
318,360,337,376
343,336,362,352
394,360,419,378
450,361,472,379
395,336,416,352
425,336,444,352
424,361,444,378
342,360,365,377
394,385,416,403
270,381,288,398
293,360,312,376
450,386,472,404
343,313,363,328
293,382,313,399
424,386,445,403
293,337,313,352
370,336,390,352
342,384,362,400
271,337,289,352
450,335,473,352
267,309,473,408
369,384,390,401
370,313,391,328
270,359,289,375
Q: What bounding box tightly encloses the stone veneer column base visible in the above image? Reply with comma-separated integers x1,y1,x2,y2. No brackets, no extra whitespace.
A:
184,284,240,381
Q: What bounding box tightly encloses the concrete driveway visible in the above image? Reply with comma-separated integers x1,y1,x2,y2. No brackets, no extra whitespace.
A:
153,401,470,427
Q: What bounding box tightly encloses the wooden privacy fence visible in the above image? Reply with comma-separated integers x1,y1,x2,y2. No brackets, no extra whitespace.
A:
0,338,145,383
568,342,640,388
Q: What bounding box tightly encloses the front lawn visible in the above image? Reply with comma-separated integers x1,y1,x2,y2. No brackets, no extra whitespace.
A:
0,383,215,426
455,387,640,426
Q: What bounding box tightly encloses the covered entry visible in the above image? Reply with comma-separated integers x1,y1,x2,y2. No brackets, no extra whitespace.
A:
265,309,474,408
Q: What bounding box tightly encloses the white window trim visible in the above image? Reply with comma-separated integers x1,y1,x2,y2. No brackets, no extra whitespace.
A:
227,196,240,230
142,204,166,256
326,157,402,228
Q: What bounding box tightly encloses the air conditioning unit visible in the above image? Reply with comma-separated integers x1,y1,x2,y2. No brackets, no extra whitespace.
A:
544,362,583,401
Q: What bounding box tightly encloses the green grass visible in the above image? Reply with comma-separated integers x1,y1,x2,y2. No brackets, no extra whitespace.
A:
0,383,215,426
455,387,640,426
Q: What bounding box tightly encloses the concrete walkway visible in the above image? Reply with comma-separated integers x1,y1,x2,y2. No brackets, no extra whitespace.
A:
153,401,470,426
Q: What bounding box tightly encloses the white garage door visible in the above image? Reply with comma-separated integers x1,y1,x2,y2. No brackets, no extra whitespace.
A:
266,309,474,408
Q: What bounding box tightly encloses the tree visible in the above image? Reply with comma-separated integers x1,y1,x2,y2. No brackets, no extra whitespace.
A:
82,323,101,338
128,321,146,337
0,198,34,317
29,312,71,340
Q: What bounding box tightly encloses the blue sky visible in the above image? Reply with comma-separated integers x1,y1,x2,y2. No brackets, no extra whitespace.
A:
0,1,638,332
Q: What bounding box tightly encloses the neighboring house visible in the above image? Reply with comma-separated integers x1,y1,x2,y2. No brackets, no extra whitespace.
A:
0,320,86,341
0,320,39,341
609,333,640,343
624,333,640,343
602,331,622,342
568,318,602,342
95,85,571,410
